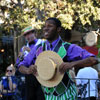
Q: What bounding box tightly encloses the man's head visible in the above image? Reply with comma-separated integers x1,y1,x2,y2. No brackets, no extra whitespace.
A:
43,17,61,42
22,26,36,43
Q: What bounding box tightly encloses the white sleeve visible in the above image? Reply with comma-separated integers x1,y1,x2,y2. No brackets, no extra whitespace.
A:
76,70,82,85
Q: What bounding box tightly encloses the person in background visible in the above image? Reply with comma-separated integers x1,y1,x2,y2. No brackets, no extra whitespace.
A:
0,64,17,100
76,67,98,100
15,26,45,100
18,17,98,100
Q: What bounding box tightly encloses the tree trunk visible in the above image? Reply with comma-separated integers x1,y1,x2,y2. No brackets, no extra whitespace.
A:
14,31,18,62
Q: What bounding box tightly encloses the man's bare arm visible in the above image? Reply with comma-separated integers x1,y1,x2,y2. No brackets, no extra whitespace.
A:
19,66,31,74
59,57,98,73
18,65,37,75
72,56,98,68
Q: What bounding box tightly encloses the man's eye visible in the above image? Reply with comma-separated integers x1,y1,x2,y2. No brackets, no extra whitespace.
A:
43,24,54,28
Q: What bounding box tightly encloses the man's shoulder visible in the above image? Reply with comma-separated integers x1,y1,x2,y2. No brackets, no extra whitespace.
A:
61,41,71,50
62,41,71,45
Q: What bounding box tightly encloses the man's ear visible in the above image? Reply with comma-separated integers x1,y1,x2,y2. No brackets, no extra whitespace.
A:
57,27,62,33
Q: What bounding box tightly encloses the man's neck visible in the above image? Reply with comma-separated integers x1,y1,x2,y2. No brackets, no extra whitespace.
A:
47,35,59,43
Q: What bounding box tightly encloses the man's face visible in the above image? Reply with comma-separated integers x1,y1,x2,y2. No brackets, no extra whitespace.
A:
43,20,59,42
24,31,36,43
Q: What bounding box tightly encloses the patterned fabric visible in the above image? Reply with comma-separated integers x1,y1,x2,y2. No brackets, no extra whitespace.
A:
44,83,77,100
18,36,95,99
18,37,95,68
36,38,77,100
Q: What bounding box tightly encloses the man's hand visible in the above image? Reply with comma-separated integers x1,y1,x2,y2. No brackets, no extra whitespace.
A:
18,52,23,58
28,65,38,76
23,46,31,52
19,65,38,75
59,62,73,74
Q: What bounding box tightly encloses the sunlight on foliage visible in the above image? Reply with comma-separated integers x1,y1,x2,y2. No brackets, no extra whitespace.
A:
0,0,100,33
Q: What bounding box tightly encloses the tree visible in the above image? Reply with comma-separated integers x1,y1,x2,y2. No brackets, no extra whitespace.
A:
0,0,100,33
0,0,100,59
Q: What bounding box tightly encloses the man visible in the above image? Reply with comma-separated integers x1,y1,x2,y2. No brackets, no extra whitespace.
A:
18,18,98,100
76,67,98,100
16,26,44,100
